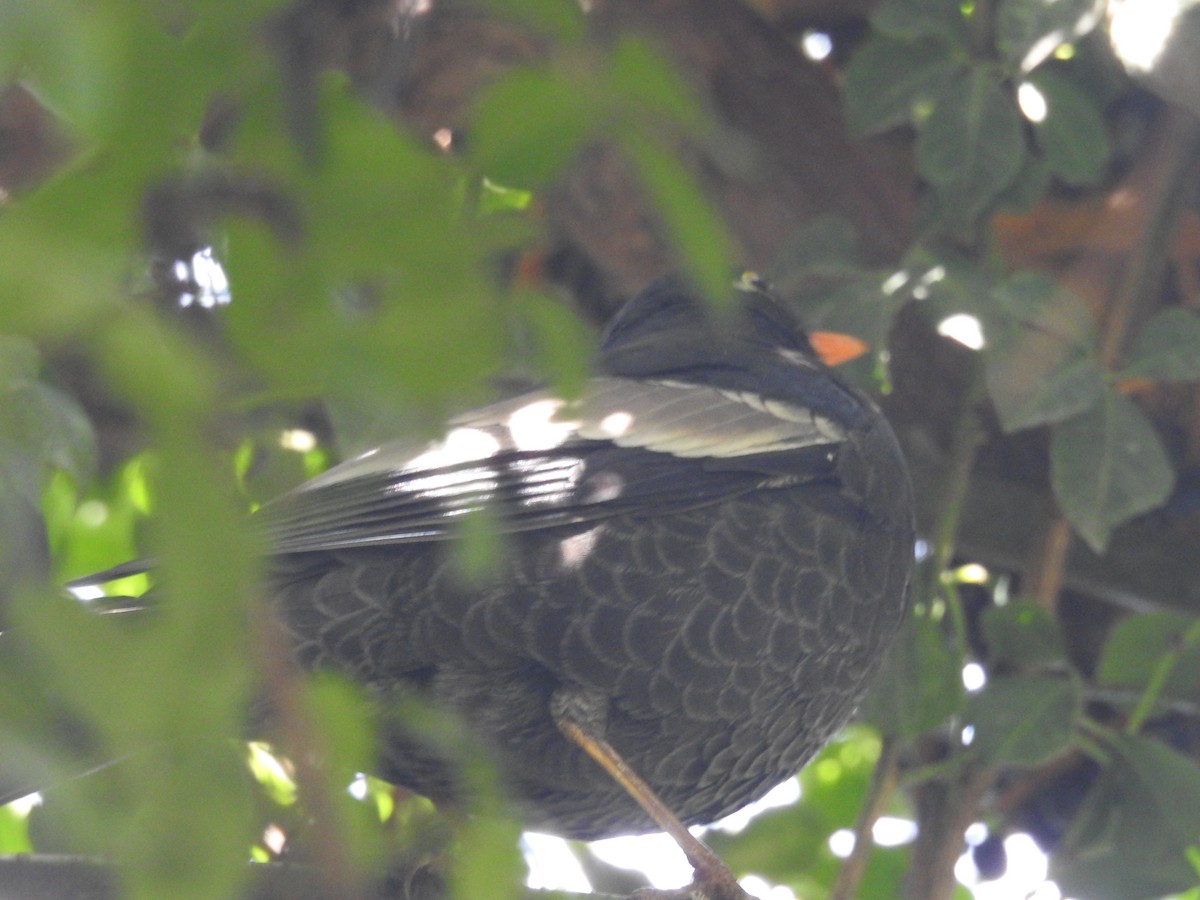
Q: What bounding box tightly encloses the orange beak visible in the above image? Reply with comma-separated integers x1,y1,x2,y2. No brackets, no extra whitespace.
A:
809,331,871,367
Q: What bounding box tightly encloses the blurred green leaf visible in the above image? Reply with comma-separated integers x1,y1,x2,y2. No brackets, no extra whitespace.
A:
769,214,862,280
987,342,1105,432
1097,612,1200,701
985,272,1106,431
981,601,1067,670
861,608,964,739
0,336,96,502
516,288,595,398
1054,732,1200,899
0,804,33,854
916,68,1027,224
997,0,1102,72
624,133,737,305
993,148,1053,213
1027,68,1111,184
711,728,885,894
873,0,970,46
843,35,963,135
1050,388,1175,552
470,65,595,188
609,37,705,132
1119,307,1200,383
301,673,390,873
966,674,1079,766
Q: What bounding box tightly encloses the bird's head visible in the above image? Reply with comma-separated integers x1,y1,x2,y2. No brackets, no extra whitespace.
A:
597,274,873,430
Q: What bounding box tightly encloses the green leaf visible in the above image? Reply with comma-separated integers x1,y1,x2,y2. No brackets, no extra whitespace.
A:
1027,69,1111,184
997,0,1103,72
993,148,1053,213
710,727,884,892
985,272,1106,431
0,337,96,499
1051,388,1176,552
873,0,970,46
1119,307,1200,382
843,35,963,135
0,804,33,855
916,68,1027,223
0,335,40,383
623,134,737,305
860,608,965,739
966,674,1079,766
516,288,595,398
987,343,1105,431
1054,733,1200,899
609,37,705,132
981,601,1066,670
470,65,595,188
1096,612,1200,700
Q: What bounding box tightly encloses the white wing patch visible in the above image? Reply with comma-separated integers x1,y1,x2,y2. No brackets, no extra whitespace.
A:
574,377,844,459
300,376,845,493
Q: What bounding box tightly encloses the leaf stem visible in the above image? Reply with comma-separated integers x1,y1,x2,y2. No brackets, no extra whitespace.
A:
1099,109,1200,369
1125,618,1200,735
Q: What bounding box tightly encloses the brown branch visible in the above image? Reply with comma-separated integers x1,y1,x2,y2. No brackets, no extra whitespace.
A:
902,763,994,900
253,607,365,899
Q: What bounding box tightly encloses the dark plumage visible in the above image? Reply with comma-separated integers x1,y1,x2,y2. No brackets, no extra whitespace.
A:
260,276,914,840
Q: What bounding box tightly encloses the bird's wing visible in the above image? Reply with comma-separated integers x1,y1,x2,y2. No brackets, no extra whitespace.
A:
262,376,847,553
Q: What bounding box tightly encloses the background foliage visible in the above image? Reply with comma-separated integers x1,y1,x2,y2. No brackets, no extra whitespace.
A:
1,0,1199,898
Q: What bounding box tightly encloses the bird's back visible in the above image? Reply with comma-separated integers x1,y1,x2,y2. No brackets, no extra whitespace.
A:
268,386,912,839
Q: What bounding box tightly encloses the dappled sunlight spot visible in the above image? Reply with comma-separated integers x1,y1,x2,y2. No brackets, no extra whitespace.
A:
67,583,107,602
178,246,231,309
801,30,833,62
1109,0,1185,71
1018,81,1048,123
522,832,592,893
507,399,576,451
829,828,855,858
589,831,694,889
882,270,909,295
962,661,987,692
279,428,317,453
828,816,917,859
6,793,41,816
962,724,976,746
938,313,986,350
599,410,633,438
741,873,796,900
558,526,601,569
261,823,286,856
958,832,1070,900
954,562,989,584
911,264,946,301
77,499,109,527
874,816,918,847
713,777,801,834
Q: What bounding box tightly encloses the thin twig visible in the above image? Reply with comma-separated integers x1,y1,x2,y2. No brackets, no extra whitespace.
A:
829,736,901,900
253,605,365,899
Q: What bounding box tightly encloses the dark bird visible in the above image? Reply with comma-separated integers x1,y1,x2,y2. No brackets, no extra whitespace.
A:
36,275,912,898
258,274,915,846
